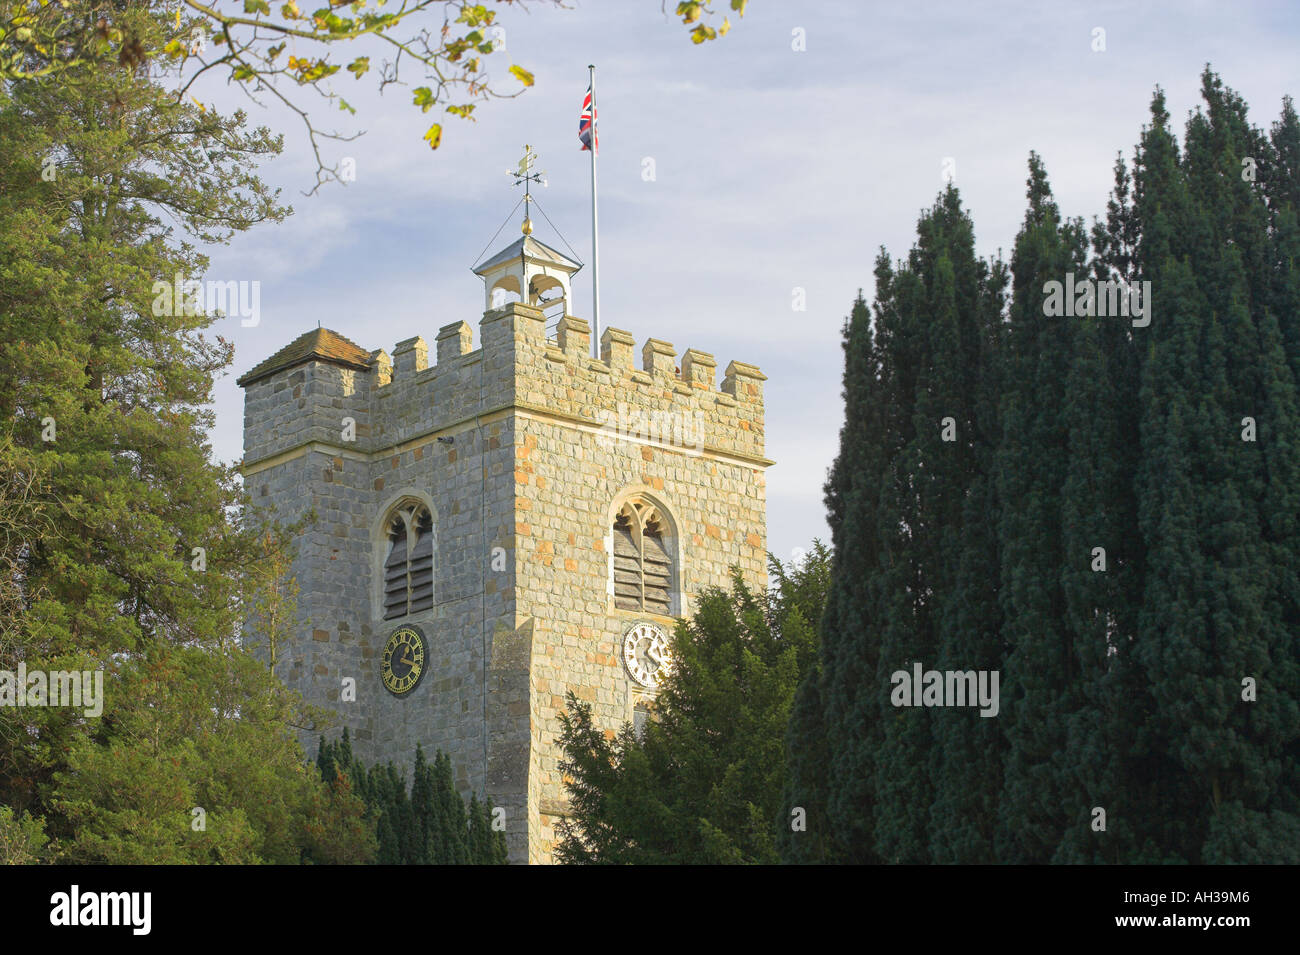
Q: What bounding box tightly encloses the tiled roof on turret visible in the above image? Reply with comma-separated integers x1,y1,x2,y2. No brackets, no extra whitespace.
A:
236,327,372,387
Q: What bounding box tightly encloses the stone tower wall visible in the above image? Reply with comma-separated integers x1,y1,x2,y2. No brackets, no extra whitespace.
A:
495,311,770,861
241,302,769,864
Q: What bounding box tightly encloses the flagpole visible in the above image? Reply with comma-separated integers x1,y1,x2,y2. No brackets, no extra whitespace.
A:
588,63,600,359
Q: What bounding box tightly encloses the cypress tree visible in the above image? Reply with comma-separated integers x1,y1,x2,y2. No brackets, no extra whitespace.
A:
801,191,1007,863
1266,97,1300,380
854,247,930,863
467,794,491,864
431,751,470,865
781,660,833,863
795,289,885,864
928,203,1008,864
1251,90,1300,860
818,187,992,862
1059,154,1152,863
317,737,503,864
1156,71,1300,861
1052,289,1134,863
1129,86,1233,861
992,154,1085,863
789,69,1299,867
410,745,435,864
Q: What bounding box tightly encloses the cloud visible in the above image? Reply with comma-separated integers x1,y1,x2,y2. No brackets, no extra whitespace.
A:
192,0,1300,555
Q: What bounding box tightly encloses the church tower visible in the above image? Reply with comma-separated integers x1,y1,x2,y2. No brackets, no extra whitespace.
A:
237,179,771,864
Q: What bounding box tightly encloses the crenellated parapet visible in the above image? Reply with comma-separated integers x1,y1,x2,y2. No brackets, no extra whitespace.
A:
240,304,767,470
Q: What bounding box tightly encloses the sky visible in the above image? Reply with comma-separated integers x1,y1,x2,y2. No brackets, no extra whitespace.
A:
194,0,1300,566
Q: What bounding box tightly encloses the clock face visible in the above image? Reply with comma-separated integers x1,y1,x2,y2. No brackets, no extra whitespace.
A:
623,622,671,689
381,625,428,696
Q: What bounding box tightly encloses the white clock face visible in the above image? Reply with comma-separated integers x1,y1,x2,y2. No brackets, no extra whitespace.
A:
623,622,671,689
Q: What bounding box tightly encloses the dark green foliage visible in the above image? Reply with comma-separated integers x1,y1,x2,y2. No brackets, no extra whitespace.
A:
788,292,885,864
790,189,1008,864
556,545,832,864
315,730,506,865
928,199,1009,865
993,156,1090,864
1127,73,1300,862
0,4,384,866
788,68,1300,865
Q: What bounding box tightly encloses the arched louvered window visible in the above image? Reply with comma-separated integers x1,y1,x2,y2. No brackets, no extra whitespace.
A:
612,500,674,615
383,503,434,620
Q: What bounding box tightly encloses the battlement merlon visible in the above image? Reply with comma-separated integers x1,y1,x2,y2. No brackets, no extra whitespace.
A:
438,321,473,365
238,305,770,471
392,336,428,377
237,327,378,466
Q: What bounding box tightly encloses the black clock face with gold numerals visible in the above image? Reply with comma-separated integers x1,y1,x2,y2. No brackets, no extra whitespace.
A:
381,625,428,696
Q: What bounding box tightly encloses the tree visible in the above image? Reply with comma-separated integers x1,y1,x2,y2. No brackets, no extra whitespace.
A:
316,731,506,864
788,189,1007,865
790,69,1300,866
52,643,354,863
0,0,751,187
787,290,884,864
1127,74,1300,862
990,155,1088,863
0,436,50,668
1267,97,1300,380
409,745,470,864
924,190,1007,864
302,767,377,864
467,793,508,865
557,545,830,864
0,7,375,864
0,806,48,864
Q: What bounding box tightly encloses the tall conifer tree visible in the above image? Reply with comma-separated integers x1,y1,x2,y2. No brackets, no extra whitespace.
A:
992,155,1085,863
927,199,1008,864
787,70,1299,867
785,292,882,863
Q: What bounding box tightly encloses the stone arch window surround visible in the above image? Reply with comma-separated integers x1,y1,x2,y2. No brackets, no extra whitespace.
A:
606,490,683,619
373,492,439,621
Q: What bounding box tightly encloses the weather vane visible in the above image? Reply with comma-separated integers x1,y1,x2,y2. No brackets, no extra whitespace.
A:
507,144,547,235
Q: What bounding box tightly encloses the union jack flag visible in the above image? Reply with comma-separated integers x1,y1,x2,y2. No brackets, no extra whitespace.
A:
579,84,598,153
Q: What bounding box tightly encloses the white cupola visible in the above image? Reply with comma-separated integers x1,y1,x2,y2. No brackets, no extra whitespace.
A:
473,235,583,313
473,144,583,315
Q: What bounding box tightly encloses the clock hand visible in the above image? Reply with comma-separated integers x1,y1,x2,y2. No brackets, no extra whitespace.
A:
401,655,417,668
